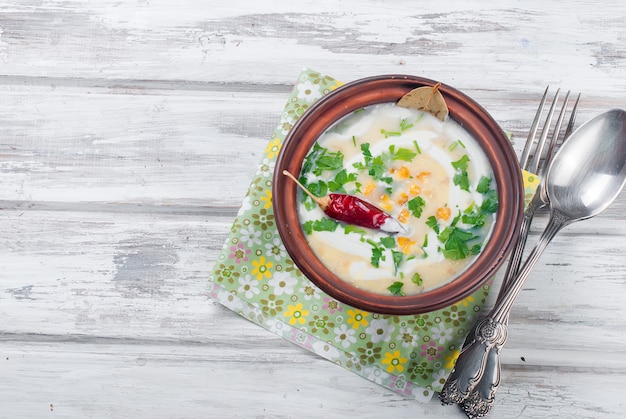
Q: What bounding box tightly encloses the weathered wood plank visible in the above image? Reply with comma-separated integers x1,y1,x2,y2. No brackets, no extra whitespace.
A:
0,1,624,91
1,339,625,418
1,0,626,417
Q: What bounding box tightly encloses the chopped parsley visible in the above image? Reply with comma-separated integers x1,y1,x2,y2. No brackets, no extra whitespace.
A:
411,272,424,286
387,281,405,296
380,236,396,249
451,154,471,192
302,218,339,235
371,246,384,268
481,189,499,213
388,145,417,162
301,179,328,210
408,196,426,218
476,175,492,193
354,143,392,184
425,215,440,234
462,204,487,229
327,169,357,193
439,226,479,260
344,224,367,235
391,250,403,275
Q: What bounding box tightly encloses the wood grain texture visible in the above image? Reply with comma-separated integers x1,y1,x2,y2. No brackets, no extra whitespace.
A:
1,1,626,418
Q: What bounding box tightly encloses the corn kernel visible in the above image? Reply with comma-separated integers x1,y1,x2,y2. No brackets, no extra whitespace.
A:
395,166,410,179
379,195,393,212
363,183,376,196
397,237,416,254
397,192,409,205
398,208,410,223
436,206,452,221
409,183,421,195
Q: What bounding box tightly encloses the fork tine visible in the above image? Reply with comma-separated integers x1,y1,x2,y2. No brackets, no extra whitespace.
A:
528,88,560,174
541,91,571,177
498,88,579,298
519,86,550,170
564,93,581,139
541,92,581,177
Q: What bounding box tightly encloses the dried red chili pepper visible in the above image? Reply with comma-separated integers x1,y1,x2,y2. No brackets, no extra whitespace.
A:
283,170,406,234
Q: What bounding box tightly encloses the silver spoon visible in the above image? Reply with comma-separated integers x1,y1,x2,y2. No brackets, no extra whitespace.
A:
440,108,626,416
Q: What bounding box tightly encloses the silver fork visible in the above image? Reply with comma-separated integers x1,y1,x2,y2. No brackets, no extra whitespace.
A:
439,87,581,417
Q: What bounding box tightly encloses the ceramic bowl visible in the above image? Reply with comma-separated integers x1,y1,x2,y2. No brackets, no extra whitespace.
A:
272,75,523,315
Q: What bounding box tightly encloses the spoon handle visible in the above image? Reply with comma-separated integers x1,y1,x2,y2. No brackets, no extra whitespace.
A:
491,209,570,321
496,189,546,300
440,209,571,409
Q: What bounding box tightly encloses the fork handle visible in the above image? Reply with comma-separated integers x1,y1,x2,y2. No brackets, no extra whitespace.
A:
462,347,502,418
439,317,507,405
442,210,570,409
497,190,546,300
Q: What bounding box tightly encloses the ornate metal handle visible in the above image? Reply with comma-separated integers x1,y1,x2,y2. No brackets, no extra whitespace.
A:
439,318,507,405
440,210,570,413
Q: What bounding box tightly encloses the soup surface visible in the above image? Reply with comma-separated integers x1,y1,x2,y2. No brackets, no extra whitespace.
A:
297,103,498,296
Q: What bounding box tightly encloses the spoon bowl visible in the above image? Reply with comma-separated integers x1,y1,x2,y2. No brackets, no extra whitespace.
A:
441,108,626,414
547,108,626,221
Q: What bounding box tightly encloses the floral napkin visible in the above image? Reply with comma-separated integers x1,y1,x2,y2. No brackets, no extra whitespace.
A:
209,68,536,401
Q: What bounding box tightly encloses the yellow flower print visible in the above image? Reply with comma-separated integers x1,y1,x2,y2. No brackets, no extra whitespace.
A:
346,309,369,329
381,350,407,373
445,349,460,369
251,256,273,280
522,169,541,188
260,189,272,209
265,138,282,159
284,303,309,326
459,295,475,307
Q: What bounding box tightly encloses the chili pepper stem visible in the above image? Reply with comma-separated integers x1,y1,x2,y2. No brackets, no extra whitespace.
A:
282,170,330,210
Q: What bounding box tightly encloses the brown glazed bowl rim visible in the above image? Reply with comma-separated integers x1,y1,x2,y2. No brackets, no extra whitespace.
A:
272,75,523,315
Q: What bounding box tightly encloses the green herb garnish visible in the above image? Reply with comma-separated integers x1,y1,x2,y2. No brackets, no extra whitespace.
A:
407,196,426,218
462,203,487,229
481,189,498,213
387,281,405,296
413,140,421,154
400,118,414,131
302,218,340,235
380,236,396,249
356,143,393,184
477,176,492,193
344,224,367,236
380,128,401,138
316,151,344,174
392,250,404,275
451,154,471,192
449,139,466,151
426,215,440,234
411,272,424,286
327,169,357,193
301,179,328,210
438,226,479,260
371,246,384,268
388,145,417,162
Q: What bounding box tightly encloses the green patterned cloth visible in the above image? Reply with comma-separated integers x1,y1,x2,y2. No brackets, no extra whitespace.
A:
209,68,532,401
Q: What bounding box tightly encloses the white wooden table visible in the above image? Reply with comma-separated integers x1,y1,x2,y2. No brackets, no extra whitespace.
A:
1,1,626,417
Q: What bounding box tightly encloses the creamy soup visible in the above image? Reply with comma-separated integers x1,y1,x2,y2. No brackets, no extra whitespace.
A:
297,103,498,296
